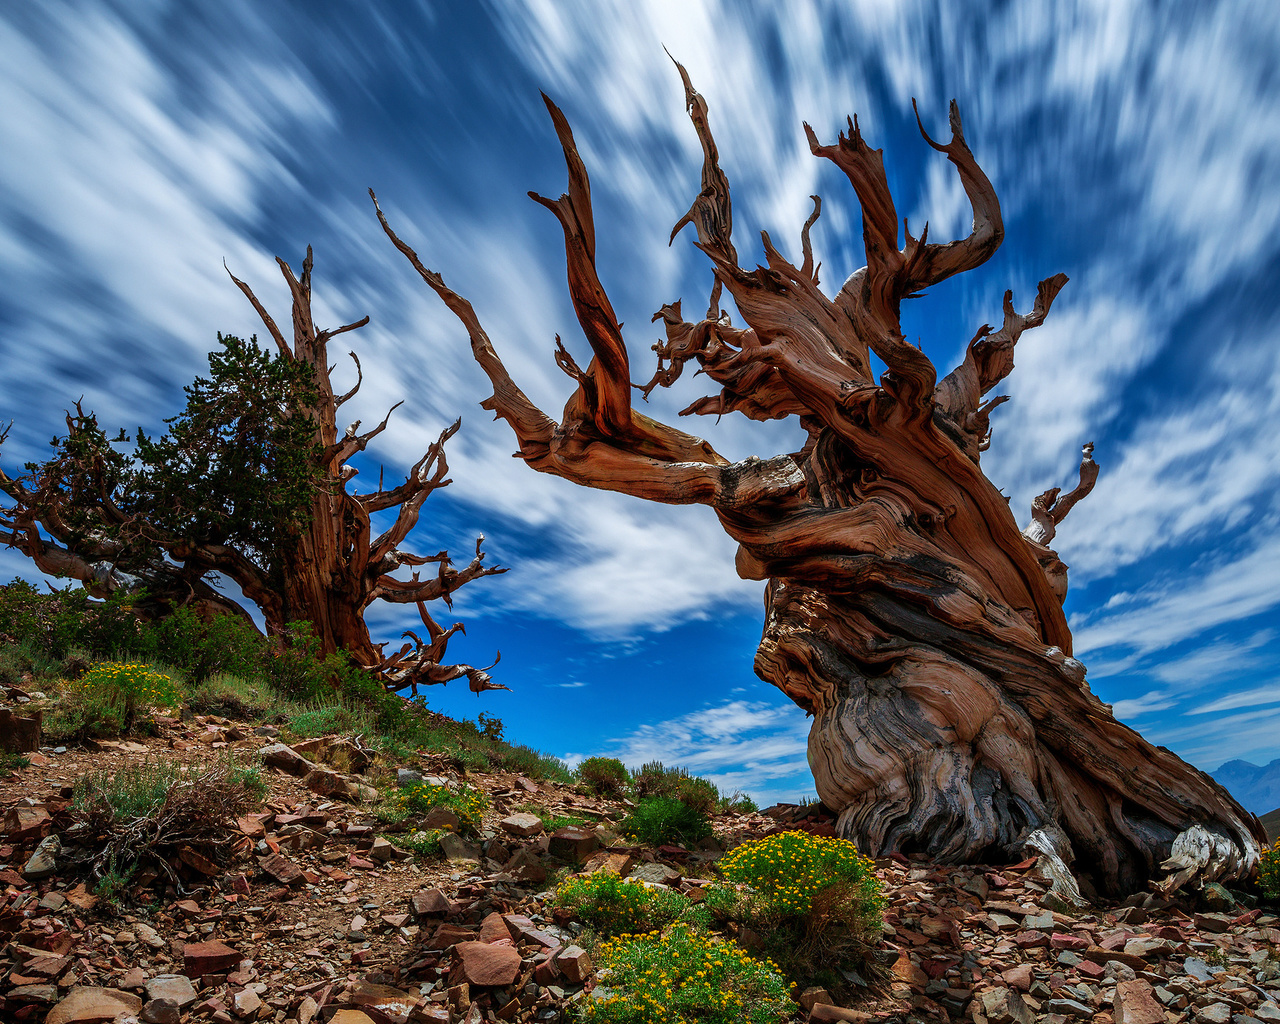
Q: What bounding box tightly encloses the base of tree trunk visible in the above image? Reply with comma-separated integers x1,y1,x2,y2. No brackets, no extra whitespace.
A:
755,579,1265,899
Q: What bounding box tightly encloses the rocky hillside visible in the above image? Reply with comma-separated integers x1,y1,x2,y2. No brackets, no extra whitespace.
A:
2,711,1279,1024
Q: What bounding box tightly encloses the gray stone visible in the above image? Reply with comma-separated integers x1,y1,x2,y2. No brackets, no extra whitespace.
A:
1044,998,1094,1018
628,862,681,885
22,834,61,880
397,768,423,787
134,922,165,950
979,987,1034,1024
145,975,197,1009
142,999,182,1024
258,742,318,777
1256,1002,1280,1022
1195,1004,1232,1024
1184,957,1218,983
1024,912,1055,930
439,832,482,863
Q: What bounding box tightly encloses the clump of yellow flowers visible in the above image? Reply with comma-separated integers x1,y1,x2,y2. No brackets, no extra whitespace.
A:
718,829,884,920
74,660,180,718
1260,839,1280,901
553,873,693,936
395,781,489,834
580,923,793,1024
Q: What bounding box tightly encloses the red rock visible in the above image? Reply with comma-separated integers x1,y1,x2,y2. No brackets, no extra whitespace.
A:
810,1007,875,1023
502,914,559,947
556,945,593,984
426,923,476,950
1000,964,1033,991
547,826,600,864
1113,978,1163,1024
411,888,454,918
479,913,510,943
348,855,376,871
1050,932,1089,951
454,941,520,986
1013,930,1049,948
499,813,543,838
4,806,51,843
182,940,241,978
258,852,304,886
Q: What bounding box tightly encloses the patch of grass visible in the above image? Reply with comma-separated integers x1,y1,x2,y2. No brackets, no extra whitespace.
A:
581,923,794,1024
186,673,275,720
553,873,696,937
577,757,631,798
43,686,126,742
73,759,188,821
93,856,136,908
622,797,712,847
0,751,31,774
284,700,376,739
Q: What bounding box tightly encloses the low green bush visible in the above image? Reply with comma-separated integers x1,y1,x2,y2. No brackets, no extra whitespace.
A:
631,760,678,799
675,775,719,815
581,923,794,1024
391,829,444,860
185,674,276,720
552,872,695,937
395,781,489,834
577,756,631,797
622,797,712,847
717,791,758,814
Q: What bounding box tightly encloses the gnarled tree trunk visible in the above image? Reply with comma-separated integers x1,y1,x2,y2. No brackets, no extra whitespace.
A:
377,67,1264,895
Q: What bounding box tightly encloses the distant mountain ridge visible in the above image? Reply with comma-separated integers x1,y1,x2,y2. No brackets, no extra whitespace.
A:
1210,758,1280,815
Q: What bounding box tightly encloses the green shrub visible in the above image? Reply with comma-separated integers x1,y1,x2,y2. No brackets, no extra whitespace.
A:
44,686,126,741
717,791,758,814
553,873,695,937
494,743,575,783
1261,840,1280,903
138,605,263,682
577,756,631,797
581,923,794,1024
675,776,719,815
710,830,884,993
395,782,489,834
631,760,679,799
622,797,712,847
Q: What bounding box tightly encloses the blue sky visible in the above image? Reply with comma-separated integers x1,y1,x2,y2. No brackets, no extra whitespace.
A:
2,1,1278,807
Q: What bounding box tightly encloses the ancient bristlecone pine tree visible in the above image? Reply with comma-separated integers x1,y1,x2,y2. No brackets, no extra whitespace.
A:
1,251,505,695
375,67,1264,896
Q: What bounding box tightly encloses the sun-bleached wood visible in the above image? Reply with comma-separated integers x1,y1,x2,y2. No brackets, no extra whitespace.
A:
378,69,1264,895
